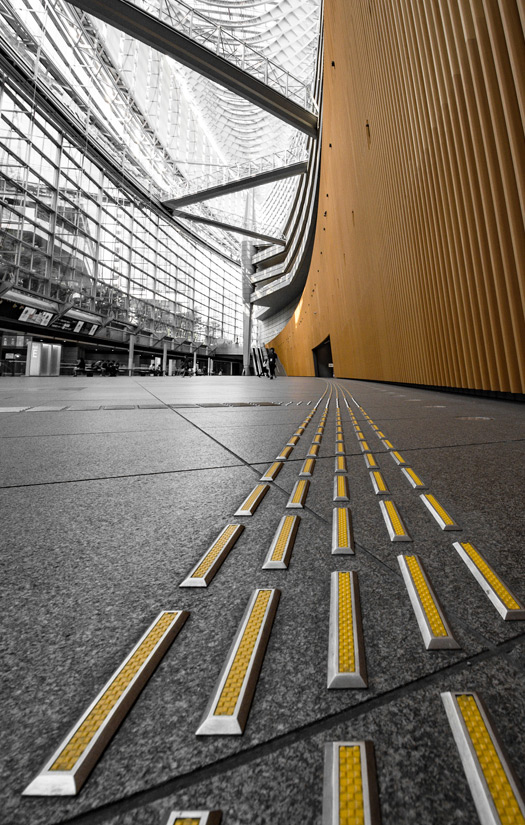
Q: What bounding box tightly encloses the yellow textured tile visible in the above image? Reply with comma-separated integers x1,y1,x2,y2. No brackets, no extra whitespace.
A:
372,471,387,492
424,494,454,525
339,746,365,825
457,696,525,825
385,501,405,536
338,573,355,672
405,468,424,486
191,526,238,578
292,480,307,504
51,613,177,771
461,544,520,610
338,508,349,547
405,556,447,636
215,591,271,716
240,485,266,511
271,517,295,562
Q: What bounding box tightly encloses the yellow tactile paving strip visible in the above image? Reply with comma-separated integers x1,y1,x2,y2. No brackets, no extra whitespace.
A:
271,517,296,562
422,494,455,526
338,573,355,673
404,467,424,487
191,526,240,579
456,695,525,825
391,451,406,464
301,458,315,475
339,745,365,825
384,500,405,536
338,508,350,548
174,820,200,825
214,590,272,716
460,543,521,610
371,471,387,492
51,613,178,771
336,476,348,498
291,480,308,505
261,461,283,481
405,556,447,637
238,484,267,513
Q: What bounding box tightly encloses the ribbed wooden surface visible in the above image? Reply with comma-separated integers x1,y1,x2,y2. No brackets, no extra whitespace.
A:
270,0,525,393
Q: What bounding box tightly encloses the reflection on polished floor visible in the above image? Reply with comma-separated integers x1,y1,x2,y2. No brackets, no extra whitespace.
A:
2,375,525,824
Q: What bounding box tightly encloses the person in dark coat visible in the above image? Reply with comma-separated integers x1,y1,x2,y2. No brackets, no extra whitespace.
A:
267,347,277,379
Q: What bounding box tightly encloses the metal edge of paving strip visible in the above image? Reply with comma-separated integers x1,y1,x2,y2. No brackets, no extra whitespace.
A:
331,507,355,554
359,440,371,453
452,542,525,620
397,555,460,649
308,443,320,457
379,499,412,542
262,515,300,569
286,479,310,509
299,457,316,477
420,493,461,530
322,741,381,825
23,611,189,796
180,524,245,587
234,483,270,516
196,588,280,736
287,435,300,446
441,691,525,825
276,445,293,460
164,811,222,825
327,572,367,688
401,466,427,489
370,470,389,495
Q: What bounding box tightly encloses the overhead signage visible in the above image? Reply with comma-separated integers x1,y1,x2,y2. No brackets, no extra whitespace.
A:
51,317,86,333
18,306,54,326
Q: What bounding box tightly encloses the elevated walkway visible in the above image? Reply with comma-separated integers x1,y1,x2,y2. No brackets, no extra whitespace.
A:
67,0,318,135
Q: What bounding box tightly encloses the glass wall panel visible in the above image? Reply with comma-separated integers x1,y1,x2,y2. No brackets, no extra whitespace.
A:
0,75,242,345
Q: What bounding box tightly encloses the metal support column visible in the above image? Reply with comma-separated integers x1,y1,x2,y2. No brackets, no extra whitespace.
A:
242,191,256,376
193,349,197,375
162,341,168,375
128,333,135,376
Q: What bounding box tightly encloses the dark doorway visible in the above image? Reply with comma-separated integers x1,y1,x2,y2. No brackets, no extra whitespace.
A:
312,336,333,377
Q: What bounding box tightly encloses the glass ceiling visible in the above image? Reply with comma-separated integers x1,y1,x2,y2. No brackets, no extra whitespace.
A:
0,0,321,253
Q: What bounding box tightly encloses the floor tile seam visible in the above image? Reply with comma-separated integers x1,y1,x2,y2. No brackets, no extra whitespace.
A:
0,429,179,440
167,407,306,472
52,632,525,825
0,463,246,491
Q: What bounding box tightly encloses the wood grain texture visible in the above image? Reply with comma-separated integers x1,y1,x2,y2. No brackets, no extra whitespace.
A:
269,0,525,393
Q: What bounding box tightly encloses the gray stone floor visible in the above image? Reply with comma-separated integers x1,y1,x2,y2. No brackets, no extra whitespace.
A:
1,374,524,824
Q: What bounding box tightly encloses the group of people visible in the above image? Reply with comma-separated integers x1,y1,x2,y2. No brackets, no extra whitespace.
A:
75,358,121,376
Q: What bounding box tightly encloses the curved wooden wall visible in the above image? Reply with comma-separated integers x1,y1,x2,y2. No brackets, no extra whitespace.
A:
270,0,525,394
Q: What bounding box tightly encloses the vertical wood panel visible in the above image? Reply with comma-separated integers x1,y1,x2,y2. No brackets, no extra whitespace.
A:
268,0,525,394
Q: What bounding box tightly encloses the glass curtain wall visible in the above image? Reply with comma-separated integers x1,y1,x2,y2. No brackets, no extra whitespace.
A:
0,74,243,346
